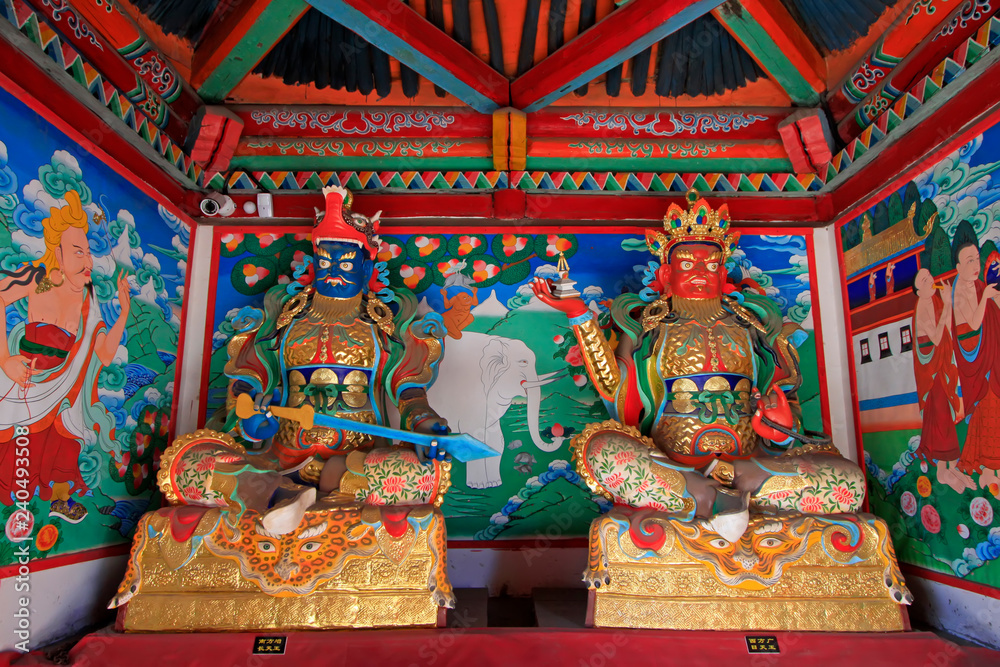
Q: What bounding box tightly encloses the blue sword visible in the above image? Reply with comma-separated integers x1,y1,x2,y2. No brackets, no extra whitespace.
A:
235,393,499,462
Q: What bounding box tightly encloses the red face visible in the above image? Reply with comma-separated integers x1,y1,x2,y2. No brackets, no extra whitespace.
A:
665,243,725,300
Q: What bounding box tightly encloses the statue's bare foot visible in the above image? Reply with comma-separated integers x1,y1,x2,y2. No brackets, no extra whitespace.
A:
979,468,1000,490
261,487,317,536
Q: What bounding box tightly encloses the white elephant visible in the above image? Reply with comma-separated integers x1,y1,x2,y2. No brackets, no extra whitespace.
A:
429,332,563,488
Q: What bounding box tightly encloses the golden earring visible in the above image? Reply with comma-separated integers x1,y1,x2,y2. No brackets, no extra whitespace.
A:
35,269,64,294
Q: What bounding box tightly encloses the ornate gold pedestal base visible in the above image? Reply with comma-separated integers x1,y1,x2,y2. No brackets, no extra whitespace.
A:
113,504,452,632
118,562,445,632
589,593,906,632
120,592,444,632
586,509,911,632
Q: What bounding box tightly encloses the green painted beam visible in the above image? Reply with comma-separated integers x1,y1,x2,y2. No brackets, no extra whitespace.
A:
229,156,497,171
192,0,310,102
712,0,824,107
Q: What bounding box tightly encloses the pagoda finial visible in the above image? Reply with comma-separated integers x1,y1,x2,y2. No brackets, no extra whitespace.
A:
557,251,571,277
551,251,580,299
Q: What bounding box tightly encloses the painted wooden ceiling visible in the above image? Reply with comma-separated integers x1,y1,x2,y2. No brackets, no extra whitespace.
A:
3,0,997,199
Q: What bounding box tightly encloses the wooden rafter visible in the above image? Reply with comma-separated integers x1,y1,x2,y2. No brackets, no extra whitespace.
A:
510,0,727,112
0,20,197,215
192,0,311,102
712,0,825,107
305,0,509,113
25,0,191,144
55,0,202,122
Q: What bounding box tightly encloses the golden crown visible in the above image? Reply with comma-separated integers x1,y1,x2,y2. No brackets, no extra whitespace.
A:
646,189,739,262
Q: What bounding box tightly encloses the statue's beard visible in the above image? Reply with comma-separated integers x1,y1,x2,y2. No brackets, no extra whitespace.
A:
672,296,725,324
308,292,363,322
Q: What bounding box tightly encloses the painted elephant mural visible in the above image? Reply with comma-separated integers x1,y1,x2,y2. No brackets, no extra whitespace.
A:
429,332,563,488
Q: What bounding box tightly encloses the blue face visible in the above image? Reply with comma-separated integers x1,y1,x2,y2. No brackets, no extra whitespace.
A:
314,241,372,298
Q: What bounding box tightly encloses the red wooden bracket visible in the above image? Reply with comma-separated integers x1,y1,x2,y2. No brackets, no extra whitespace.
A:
187,106,244,173
778,109,834,173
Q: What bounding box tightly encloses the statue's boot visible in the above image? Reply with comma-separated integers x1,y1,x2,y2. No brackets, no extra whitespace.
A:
261,487,317,535
701,487,749,543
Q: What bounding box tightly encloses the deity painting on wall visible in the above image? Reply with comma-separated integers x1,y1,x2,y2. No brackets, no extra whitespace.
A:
843,125,1000,591
0,87,186,566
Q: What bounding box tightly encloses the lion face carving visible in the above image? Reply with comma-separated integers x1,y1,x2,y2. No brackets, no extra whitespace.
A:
672,516,816,590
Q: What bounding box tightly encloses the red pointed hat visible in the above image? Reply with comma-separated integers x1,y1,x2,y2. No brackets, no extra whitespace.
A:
313,186,380,258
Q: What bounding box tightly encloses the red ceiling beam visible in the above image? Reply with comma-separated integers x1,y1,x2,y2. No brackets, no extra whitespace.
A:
212,190,823,226
828,0,967,127
306,0,509,112
829,45,1000,223
231,106,493,137
229,105,791,141
834,6,999,142
527,107,791,141
61,0,202,122
0,24,201,218
511,0,727,112
24,0,190,145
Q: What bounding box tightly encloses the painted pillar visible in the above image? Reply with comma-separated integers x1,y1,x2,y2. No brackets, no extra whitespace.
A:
174,224,215,436
814,224,859,462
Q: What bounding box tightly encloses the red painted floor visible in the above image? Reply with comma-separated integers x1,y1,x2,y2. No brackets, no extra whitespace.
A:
3,628,997,666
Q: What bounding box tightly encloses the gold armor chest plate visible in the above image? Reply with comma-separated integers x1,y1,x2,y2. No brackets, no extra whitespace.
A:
284,316,377,368
653,315,758,462
658,315,753,377
275,314,381,458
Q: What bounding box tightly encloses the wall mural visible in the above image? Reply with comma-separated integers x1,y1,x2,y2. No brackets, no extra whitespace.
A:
0,87,187,566
842,125,1000,591
206,227,821,540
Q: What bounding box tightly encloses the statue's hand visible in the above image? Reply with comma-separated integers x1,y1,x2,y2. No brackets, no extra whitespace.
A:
413,416,451,464
413,415,448,436
235,384,280,441
531,278,589,317
751,388,794,443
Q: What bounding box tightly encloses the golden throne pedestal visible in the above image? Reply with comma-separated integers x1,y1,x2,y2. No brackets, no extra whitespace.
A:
114,503,452,632
584,508,911,632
